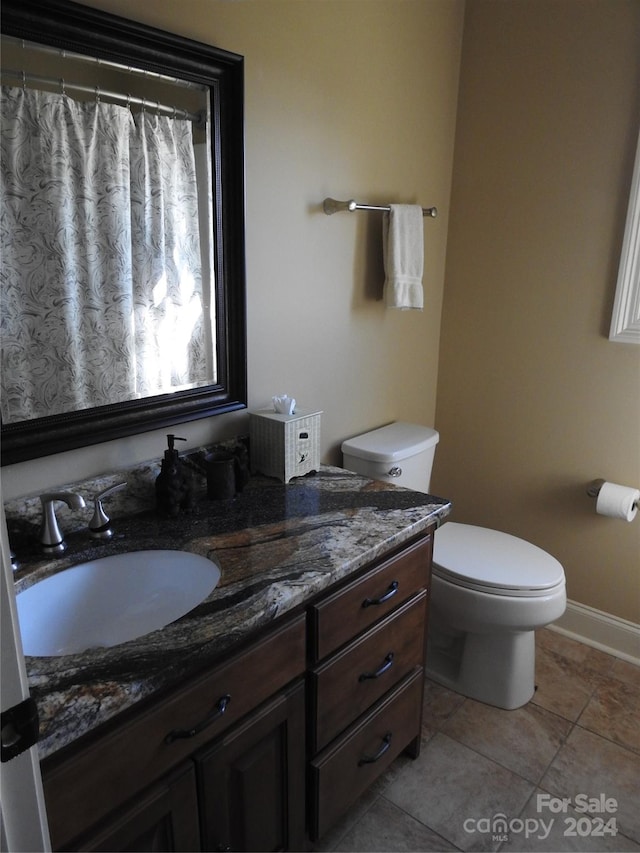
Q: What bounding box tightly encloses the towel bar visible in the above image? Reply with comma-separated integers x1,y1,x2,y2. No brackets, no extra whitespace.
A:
323,197,437,218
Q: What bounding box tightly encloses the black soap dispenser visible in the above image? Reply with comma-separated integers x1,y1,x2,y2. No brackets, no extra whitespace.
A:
156,435,194,517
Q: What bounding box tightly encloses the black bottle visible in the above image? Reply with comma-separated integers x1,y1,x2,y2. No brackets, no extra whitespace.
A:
155,435,194,517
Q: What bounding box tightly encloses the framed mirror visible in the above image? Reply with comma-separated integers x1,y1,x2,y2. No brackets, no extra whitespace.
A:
0,0,247,465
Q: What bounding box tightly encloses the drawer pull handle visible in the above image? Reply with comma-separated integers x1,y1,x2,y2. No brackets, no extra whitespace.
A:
362,580,399,608
164,694,231,744
358,732,392,766
359,652,394,682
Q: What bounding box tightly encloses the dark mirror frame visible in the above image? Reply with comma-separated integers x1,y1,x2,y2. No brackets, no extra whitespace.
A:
0,0,247,466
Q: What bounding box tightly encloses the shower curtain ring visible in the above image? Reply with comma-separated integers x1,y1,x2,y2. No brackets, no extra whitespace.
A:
95,85,101,103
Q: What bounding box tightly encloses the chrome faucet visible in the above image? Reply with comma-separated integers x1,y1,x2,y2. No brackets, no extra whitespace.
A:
39,491,86,554
88,482,127,540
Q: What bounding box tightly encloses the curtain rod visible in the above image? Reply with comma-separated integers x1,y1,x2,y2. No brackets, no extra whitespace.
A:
323,197,437,218
1,68,204,125
2,34,204,91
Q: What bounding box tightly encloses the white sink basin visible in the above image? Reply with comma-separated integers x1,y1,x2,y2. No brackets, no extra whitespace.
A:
17,550,220,657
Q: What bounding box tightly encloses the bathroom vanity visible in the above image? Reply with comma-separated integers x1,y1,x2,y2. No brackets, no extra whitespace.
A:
8,466,450,851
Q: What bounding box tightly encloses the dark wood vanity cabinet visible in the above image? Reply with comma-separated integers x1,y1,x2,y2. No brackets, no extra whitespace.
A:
69,763,201,852
307,534,432,840
194,680,306,853
40,531,433,852
42,614,307,852
70,684,306,853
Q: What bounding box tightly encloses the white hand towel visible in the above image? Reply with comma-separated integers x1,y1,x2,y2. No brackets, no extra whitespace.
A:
382,204,424,310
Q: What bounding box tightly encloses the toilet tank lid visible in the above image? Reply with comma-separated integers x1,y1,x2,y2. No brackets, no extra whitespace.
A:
341,422,440,463
433,522,565,591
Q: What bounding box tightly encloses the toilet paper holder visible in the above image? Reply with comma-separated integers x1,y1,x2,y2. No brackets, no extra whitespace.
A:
587,478,639,510
586,479,606,498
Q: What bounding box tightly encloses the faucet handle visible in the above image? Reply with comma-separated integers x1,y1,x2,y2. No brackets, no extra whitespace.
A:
89,482,127,540
40,491,86,554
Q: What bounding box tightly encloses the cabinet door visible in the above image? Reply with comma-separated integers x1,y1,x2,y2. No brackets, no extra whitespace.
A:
72,763,200,852
195,680,305,853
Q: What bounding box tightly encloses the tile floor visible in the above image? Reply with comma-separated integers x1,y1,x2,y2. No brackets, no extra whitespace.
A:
312,629,640,853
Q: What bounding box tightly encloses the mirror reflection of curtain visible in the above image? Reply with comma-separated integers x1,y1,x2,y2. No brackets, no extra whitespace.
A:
0,85,207,423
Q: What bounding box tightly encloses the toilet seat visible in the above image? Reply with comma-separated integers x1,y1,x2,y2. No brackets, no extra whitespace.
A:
433,522,565,598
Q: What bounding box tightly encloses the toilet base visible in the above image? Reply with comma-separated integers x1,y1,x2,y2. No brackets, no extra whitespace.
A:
425,627,536,710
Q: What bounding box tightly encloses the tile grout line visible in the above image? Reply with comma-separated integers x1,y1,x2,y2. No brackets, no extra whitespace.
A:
572,720,640,757
376,791,466,852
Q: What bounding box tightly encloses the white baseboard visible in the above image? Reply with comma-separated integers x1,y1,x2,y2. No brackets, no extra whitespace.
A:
549,599,640,666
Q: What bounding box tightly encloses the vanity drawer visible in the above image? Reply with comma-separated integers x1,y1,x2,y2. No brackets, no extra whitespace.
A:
310,591,426,752
309,667,423,840
43,613,305,850
308,535,431,661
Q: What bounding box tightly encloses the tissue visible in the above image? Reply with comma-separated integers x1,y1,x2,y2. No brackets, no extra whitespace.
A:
272,395,296,415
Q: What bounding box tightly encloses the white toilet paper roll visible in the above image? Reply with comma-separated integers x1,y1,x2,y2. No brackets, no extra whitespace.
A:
595,482,640,522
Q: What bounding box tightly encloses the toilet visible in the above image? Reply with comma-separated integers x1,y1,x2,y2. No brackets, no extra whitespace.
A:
342,422,566,710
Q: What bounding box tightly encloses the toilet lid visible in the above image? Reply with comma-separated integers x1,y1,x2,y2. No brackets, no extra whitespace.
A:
433,522,565,595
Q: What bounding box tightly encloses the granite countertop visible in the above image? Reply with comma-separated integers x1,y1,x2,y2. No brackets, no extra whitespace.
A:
12,466,451,760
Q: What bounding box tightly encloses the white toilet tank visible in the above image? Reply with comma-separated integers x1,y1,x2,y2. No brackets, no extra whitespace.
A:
341,422,439,493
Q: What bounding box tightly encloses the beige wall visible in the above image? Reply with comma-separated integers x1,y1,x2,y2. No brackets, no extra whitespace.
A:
3,0,638,627
1,0,464,498
432,0,640,622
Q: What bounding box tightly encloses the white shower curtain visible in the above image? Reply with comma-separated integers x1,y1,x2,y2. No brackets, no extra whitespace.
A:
0,85,207,423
